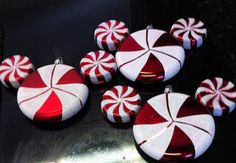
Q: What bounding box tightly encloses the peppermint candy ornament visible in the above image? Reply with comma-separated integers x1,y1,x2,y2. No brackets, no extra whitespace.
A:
195,77,236,116
170,18,207,49
94,20,129,51
116,28,185,83
17,58,89,123
80,50,117,85
133,86,215,161
0,55,34,88
101,85,141,124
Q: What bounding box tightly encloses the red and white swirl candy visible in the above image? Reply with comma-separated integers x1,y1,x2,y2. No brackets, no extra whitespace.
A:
133,92,215,161
101,85,141,124
116,29,185,83
170,18,207,49
195,77,236,116
0,55,34,88
94,20,129,51
17,63,89,123
80,51,117,85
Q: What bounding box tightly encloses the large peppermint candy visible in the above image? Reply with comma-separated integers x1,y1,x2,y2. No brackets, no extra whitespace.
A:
17,64,89,123
133,92,215,161
80,51,117,85
0,55,34,88
170,18,207,49
195,77,236,116
116,29,185,83
94,20,129,51
101,85,141,124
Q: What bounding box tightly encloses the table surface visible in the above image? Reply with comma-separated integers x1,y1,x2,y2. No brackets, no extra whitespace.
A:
1,0,236,162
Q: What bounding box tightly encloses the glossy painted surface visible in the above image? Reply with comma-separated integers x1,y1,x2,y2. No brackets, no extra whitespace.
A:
17,64,88,122
170,18,207,49
101,85,141,124
134,92,215,161
80,51,117,85
1,0,236,162
116,29,185,83
94,20,129,51
195,77,236,116
0,55,34,88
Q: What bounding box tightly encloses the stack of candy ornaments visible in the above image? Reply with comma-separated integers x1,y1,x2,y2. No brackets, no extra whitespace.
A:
0,18,235,162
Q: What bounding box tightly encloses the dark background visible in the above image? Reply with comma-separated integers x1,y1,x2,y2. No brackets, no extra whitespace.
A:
0,0,236,162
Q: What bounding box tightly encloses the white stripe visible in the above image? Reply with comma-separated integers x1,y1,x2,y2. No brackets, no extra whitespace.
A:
106,32,116,51
17,56,28,65
4,58,13,67
89,66,99,84
104,90,119,101
134,123,175,160
168,93,189,120
98,64,111,82
176,121,215,159
123,100,140,113
216,78,223,89
173,29,187,37
0,65,11,71
101,99,117,109
109,20,116,29
182,30,191,49
9,70,20,88
124,94,140,101
80,58,95,64
188,18,195,27
220,95,235,113
54,89,82,121
117,51,149,82
52,64,74,86
222,91,236,98
99,22,109,29
18,89,52,120
200,94,216,105
106,103,119,123
148,29,165,48
121,86,133,98
16,68,29,79
130,30,147,48
113,21,124,29
18,64,33,70
193,28,207,34
148,94,172,121
54,83,88,105
116,85,123,98
192,21,204,28
152,50,182,81
212,96,222,116
0,70,11,87
191,30,203,47
17,87,49,103
116,50,147,66
203,79,216,90
96,32,108,50
221,81,234,91
176,114,215,134
13,55,21,65
171,24,185,29
177,18,187,27
38,65,54,86
119,103,130,123
195,87,215,96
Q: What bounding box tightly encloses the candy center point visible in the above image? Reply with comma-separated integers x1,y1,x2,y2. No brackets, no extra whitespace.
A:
215,90,222,95
186,26,192,31
107,28,114,33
